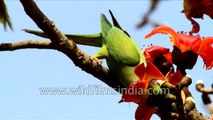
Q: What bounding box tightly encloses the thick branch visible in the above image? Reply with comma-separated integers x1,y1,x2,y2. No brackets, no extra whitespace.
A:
19,0,124,91
0,40,54,51
196,80,213,113
187,108,208,120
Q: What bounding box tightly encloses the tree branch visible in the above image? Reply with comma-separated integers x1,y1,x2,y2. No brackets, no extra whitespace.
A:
19,0,124,91
196,80,213,94
0,40,54,51
196,80,213,113
15,1,209,120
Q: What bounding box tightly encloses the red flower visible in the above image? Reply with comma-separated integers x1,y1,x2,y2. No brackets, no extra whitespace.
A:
144,46,172,63
145,26,213,70
183,0,213,33
119,61,182,120
144,46,173,75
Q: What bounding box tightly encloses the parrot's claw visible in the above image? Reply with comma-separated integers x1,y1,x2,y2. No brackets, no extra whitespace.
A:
90,56,103,65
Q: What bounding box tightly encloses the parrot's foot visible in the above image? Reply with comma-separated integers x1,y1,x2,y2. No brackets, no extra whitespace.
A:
90,56,103,65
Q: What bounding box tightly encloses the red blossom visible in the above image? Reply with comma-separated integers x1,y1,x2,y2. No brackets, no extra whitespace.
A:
135,99,156,120
144,45,171,63
144,45,173,75
119,61,182,120
165,67,183,85
197,37,213,70
145,26,213,70
183,0,213,33
120,61,163,120
119,61,165,103
135,61,165,86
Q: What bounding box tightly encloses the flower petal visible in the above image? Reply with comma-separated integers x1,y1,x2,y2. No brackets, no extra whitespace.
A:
145,26,178,46
177,34,201,53
119,82,147,103
188,17,200,34
135,99,156,120
144,46,170,62
120,61,166,103
197,37,213,69
135,61,165,88
165,68,183,85
164,52,173,64
145,26,202,53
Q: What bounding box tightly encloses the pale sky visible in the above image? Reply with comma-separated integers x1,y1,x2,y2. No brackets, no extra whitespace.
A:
0,1,213,120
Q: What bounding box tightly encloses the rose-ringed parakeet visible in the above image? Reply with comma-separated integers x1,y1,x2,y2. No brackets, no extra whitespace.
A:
24,11,146,87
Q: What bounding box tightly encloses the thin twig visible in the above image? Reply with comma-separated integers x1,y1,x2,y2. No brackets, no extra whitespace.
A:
0,40,54,51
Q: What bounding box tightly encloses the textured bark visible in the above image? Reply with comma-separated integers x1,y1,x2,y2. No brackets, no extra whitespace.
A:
187,108,208,120
0,40,54,51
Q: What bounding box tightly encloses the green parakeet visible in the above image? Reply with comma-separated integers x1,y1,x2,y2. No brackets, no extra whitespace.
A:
0,0,12,31
24,11,146,87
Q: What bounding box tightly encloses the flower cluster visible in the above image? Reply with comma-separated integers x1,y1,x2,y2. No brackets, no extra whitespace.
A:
145,26,213,70
119,26,213,120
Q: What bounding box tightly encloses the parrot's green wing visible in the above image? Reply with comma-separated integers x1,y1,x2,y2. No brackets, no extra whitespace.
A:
0,0,13,31
100,14,140,66
24,29,102,47
106,27,141,66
